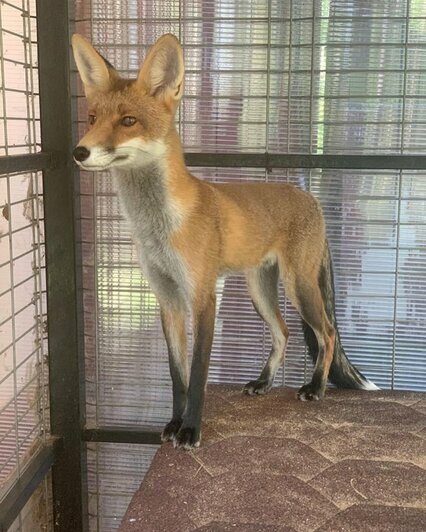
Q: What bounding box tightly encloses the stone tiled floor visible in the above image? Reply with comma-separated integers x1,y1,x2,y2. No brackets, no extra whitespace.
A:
120,385,426,532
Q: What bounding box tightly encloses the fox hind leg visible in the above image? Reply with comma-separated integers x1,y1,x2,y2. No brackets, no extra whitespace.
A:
287,274,335,400
244,262,289,395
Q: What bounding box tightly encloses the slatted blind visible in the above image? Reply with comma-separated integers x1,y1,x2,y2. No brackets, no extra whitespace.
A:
73,1,426,529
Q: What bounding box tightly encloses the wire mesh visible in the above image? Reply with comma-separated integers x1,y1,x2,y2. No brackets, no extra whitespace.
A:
0,167,49,509
0,0,51,530
0,0,40,156
72,1,426,530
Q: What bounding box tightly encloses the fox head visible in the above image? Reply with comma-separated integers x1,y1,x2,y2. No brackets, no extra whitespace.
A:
71,33,184,171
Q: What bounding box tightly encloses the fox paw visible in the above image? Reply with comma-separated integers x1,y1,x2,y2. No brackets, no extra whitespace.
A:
243,379,272,396
297,383,325,401
161,418,182,442
173,426,201,450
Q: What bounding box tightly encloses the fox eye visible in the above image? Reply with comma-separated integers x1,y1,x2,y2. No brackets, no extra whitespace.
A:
88,114,96,125
121,116,137,127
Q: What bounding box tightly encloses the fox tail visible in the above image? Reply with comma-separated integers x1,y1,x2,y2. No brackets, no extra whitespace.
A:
302,240,379,390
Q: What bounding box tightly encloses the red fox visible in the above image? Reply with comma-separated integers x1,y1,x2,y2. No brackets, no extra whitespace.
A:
72,33,378,449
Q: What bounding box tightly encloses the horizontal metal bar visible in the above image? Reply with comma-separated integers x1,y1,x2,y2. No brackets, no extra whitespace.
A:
75,117,426,129
1,0,27,12
83,427,162,445
113,67,426,76
0,144,41,151
190,94,426,101
3,57,29,67
10,222,34,237
4,87,40,96
97,41,425,50
0,324,37,357
175,119,423,127
0,245,38,268
0,193,38,210
184,153,426,170
75,94,426,102
0,152,52,175
0,372,41,426
2,27,28,40
0,439,59,532
0,298,34,328
80,15,426,23
0,345,39,387
0,424,42,479
0,116,40,122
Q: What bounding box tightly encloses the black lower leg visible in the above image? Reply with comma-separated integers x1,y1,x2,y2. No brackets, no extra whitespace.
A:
295,279,332,401
297,342,327,401
244,353,277,395
175,294,216,449
298,329,334,400
160,306,188,442
162,364,187,441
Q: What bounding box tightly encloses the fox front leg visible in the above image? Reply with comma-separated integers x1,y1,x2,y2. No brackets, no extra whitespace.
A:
159,303,189,443
174,293,216,449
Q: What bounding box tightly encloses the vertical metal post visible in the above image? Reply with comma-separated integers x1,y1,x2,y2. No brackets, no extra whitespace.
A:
35,0,86,530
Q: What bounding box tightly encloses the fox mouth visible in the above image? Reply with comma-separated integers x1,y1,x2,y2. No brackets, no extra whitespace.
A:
73,139,167,171
75,154,129,171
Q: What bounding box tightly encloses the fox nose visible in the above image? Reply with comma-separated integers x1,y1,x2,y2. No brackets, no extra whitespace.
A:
73,146,90,162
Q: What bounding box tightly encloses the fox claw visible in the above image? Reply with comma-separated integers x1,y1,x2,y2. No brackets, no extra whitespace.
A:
173,427,201,450
161,418,182,442
243,379,272,396
297,383,325,401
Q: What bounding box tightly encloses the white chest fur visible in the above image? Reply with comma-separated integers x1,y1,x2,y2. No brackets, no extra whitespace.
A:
112,164,190,303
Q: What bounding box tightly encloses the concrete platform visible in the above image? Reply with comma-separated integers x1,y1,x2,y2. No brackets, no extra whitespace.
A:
120,384,426,531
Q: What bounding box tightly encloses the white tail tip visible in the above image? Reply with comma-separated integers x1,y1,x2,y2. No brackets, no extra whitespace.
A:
361,379,380,391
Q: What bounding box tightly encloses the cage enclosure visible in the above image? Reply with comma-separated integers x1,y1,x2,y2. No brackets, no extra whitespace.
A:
0,0,425,531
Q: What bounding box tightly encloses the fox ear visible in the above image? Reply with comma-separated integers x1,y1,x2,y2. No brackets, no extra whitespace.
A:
137,34,184,107
71,34,119,96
